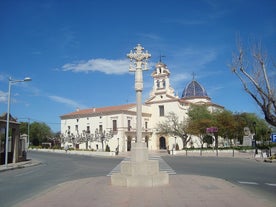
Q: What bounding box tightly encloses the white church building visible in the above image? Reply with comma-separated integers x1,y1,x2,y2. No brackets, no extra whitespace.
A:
60,61,224,152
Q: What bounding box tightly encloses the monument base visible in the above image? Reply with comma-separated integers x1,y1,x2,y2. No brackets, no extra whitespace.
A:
111,143,169,187
243,135,253,146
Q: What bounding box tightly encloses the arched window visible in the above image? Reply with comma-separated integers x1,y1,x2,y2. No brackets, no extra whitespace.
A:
157,80,160,88
162,79,166,88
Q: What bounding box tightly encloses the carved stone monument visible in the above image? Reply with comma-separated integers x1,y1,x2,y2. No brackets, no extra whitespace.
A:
243,127,253,146
111,44,169,187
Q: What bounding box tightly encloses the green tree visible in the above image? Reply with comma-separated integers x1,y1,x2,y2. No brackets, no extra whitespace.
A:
20,121,53,146
19,122,28,134
232,113,247,144
213,110,237,146
239,113,268,140
232,112,271,147
186,105,214,154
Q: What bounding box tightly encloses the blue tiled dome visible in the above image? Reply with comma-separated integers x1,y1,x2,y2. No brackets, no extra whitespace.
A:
182,80,208,98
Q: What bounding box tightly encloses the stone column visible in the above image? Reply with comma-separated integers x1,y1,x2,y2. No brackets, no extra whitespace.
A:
128,44,150,162
127,44,150,144
111,44,169,187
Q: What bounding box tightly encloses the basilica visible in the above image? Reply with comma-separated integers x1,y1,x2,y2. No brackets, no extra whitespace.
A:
60,61,224,152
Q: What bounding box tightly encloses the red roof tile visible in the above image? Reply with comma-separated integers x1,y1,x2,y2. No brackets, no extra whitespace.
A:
60,103,136,118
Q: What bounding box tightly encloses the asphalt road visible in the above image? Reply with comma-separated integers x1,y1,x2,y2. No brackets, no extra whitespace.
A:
0,151,275,207
0,151,122,207
163,155,276,202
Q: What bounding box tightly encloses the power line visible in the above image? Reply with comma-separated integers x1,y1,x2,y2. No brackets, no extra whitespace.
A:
17,117,60,125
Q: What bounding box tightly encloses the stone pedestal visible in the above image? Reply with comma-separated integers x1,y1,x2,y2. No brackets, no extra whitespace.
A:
243,135,253,146
111,143,169,187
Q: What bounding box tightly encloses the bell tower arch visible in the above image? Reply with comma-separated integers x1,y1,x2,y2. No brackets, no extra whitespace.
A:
147,61,178,100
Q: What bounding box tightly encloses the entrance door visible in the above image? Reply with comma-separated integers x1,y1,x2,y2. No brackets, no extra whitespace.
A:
127,136,132,151
159,137,166,149
145,136,149,148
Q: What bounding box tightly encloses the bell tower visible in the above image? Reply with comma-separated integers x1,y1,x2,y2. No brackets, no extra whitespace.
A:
147,61,178,103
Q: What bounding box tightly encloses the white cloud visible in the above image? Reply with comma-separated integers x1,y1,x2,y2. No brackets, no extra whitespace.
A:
0,91,7,103
0,91,20,104
48,95,87,109
61,58,130,74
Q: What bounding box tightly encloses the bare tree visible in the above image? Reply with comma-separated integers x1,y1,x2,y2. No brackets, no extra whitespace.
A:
156,112,190,148
231,39,276,127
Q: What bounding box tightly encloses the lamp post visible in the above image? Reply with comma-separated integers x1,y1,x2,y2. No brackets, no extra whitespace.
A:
5,77,31,168
27,118,30,148
174,136,177,155
268,129,272,157
101,134,104,151
206,127,218,156
253,121,257,155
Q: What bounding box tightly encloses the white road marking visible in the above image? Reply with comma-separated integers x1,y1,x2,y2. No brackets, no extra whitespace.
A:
238,181,259,185
238,181,276,187
265,183,276,187
107,155,176,176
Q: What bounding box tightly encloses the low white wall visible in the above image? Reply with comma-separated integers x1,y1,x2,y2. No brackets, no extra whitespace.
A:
28,148,116,157
173,149,255,158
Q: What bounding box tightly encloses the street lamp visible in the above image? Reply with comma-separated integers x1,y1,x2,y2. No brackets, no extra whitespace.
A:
206,127,218,156
5,77,31,168
174,136,177,155
27,118,30,148
253,121,257,155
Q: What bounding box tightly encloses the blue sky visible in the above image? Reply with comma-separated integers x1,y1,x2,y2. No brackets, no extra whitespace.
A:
0,0,275,132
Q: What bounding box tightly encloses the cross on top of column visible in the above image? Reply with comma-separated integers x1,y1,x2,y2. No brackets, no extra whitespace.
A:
127,44,151,71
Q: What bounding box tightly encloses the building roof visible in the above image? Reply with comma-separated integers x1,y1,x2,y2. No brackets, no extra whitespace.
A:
60,103,138,119
0,113,20,125
151,61,170,77
178,98,224,109
182,79,208,98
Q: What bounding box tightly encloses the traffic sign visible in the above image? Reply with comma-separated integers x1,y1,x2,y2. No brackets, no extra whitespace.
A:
271,133,276,142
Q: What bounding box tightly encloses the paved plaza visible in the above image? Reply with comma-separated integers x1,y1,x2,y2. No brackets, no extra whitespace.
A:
17,174,274,207
1,150,275,207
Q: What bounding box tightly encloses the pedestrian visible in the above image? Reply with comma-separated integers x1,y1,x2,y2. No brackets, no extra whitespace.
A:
64,144,69,153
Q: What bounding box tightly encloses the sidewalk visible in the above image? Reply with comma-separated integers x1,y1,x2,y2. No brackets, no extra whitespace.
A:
0,159,41,172
17,174,274,207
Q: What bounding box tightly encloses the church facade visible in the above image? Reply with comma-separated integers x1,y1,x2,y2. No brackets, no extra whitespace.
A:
60,61,224,152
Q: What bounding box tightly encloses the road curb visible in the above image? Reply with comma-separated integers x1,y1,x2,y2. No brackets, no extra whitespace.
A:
0,159,42,172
